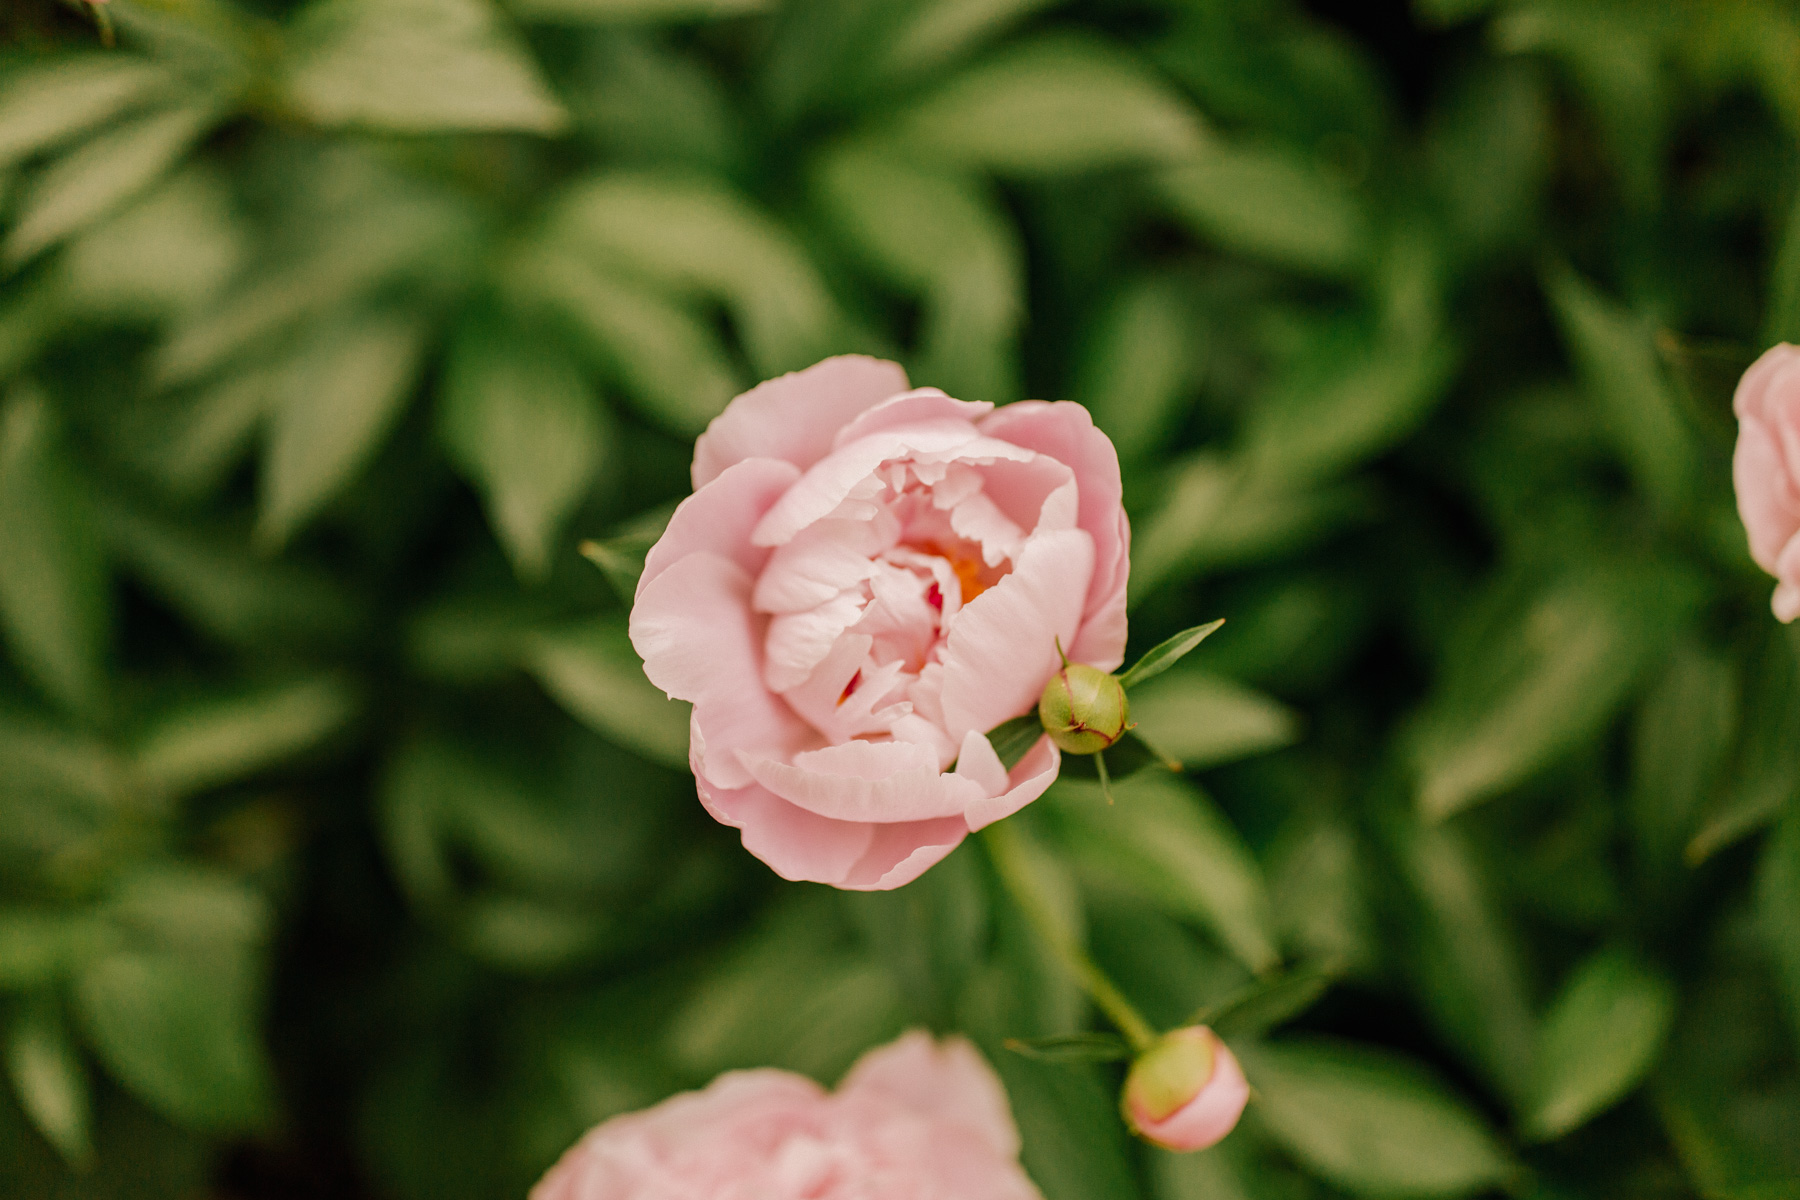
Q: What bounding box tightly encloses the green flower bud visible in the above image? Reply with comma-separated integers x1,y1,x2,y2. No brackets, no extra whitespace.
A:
1038,662,1128,754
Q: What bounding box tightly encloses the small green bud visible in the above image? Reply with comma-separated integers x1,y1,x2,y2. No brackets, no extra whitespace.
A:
1038,662,1128,754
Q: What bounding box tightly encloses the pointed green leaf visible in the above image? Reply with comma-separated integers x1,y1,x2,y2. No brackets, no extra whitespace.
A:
5,103,215,266
0,389,108,715
1242,1038,1514,1197
1525,948,1675,1140
1046,772,1280,973
1759,806,1800,1048
1126,669,1297,769
285,0,568,133
522,618,689,767
258,312,428,548
1119,620,1225,689
889,35,1204,174
1544,263,1696,515
132,675,360,799
1198,962,1336,1039
1003,1032,1131,1063
1157,140,1369,276
6,996,92,1165
0,55,174,169
441,319,609,580
74,948,272,1134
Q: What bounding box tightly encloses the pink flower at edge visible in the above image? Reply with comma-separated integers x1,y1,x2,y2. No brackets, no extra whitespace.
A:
629,356,1130,890
530,1031,1043,1200
1734,342,1800,621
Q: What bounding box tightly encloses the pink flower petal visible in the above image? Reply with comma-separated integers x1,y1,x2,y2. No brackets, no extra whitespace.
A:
963,734,1060,831
640,457,802,597
980,401,1131,670
751,426,1034,548
844,818,969,890
630,552,821,788
951,728,1009,796
832,389,996,449
699,773,878,883
939,528,1094,745
839,1031,1022,1159
692,356,910,488
745,739,986,823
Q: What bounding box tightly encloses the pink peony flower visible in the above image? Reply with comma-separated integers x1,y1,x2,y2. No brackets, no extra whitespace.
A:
629,356,1129,889
531,1031,1043,1200
1121,1027,1249,1152
1735,343,1800,621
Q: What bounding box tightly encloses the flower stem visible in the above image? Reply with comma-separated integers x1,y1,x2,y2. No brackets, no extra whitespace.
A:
982,821,1158,1054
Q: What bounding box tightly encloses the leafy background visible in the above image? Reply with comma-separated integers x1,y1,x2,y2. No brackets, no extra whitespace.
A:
2,0,1799,1197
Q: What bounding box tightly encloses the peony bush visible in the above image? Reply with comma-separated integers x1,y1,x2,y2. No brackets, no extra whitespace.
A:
2,1,1799,1198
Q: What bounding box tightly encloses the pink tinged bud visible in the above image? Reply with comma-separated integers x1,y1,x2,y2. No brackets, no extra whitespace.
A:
1038,662,1129,754
1122,1027,1249,1152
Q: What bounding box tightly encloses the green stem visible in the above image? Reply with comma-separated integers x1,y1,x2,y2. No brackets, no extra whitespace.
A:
982,821,1158,1053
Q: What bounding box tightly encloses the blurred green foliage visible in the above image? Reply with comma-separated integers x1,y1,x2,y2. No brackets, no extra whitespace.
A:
1,0,1799,1196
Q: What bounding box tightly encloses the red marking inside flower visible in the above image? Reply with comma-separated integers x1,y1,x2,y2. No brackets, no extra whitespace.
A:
837,670,862,706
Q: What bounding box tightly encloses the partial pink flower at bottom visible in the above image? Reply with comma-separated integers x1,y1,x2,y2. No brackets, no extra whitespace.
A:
1733,342,1800,621
532,1031,1043,1200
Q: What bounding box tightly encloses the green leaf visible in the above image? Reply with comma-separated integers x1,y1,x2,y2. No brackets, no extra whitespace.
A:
5,103,215,266
1072,274,1203,462
870,0,1057,84
132,675,360,799
888,35,1205,174
74,948,272,1134
1156,140,1369,276
0,55,175,169
1119,620,1225,689
1242,321,1459,486
523,253,741,435
440,318,610,581
6,996,91,1165
508,0,768,18
1759,806,1800,1048
667,893,903,1081
1126,669,1298,769
0,911,114,991
1002,1031,1131,1063
257,311,429,548
1046,772,1280,974
1543,263,1696,515
61,164,245,320
1767,170,1800,348
285,0,568,134
1242,1038,1514,1198
0,389,109,715
1197,962,1336,1039
1525,948,1675,1140
1691,625,1800,864
992,1051,1139,1200
521,618,690,768
153,172,479,388
810,141,1021,403
1386,815,1536,1110
100,502,362,650
546,171,849,377
1128,452,1373,601
1631,643,1737,881
1411,561,1702,822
